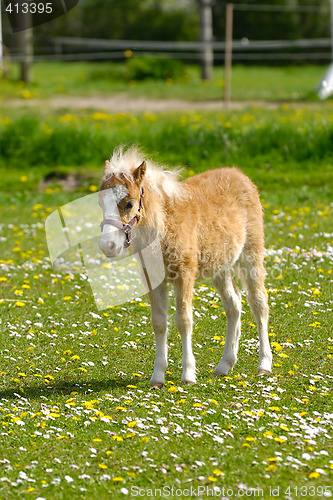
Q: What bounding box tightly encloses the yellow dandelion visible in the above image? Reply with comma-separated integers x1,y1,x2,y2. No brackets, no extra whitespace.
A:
125,433,135,439
265,464,277,472
59,114,78,123
280,424,289,432
271,342,283,352
168,386,178,393
274,437,287,444
112,435,123,441
22,90,32,100
309,471,320,479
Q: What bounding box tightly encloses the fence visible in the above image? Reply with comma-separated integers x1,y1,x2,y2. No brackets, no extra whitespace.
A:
6,36,333,63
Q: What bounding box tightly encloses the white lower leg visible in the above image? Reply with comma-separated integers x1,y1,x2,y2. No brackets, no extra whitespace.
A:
246,285,272,375
257,320,272,375
214,309,241,376
150,331,168,387
181,331,196,384
175,310,196,385
149,284,168,388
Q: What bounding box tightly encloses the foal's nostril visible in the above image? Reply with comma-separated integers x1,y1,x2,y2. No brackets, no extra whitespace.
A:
99,236,117,256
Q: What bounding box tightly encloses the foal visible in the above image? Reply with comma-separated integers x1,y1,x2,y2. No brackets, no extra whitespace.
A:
99,147,272,387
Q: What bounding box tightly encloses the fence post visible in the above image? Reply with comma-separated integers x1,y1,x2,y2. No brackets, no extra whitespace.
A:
199,0,214,81
224,3,233,108
0,0,3,75
18,12,33,83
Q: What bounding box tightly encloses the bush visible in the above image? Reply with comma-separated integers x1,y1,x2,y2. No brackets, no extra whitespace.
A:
127,56,187,81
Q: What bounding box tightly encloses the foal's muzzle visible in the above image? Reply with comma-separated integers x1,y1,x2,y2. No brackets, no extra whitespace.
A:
99,231,126,258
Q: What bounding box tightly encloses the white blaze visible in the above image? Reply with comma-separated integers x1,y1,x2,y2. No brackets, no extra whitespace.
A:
111,185,129,204
99,186,129,255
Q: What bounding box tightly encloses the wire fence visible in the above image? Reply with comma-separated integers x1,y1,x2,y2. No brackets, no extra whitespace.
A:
5,36,333,63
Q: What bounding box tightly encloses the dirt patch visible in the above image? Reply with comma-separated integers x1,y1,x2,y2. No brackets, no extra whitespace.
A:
7,94,303,112
39,170,91,191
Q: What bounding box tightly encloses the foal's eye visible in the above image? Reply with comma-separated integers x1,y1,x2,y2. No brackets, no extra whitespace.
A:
125,201,134,210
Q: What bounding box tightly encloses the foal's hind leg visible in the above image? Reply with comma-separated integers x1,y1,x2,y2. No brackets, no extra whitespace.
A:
212,271,242,376
238,255,272,375
149,281,169,388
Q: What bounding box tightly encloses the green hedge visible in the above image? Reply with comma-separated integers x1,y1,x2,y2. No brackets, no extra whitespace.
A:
1,110,333,186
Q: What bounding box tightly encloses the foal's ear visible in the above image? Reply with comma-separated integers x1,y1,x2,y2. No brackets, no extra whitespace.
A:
104,160,111,173
133,161,146,185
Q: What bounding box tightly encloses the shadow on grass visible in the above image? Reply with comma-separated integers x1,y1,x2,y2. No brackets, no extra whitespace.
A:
0,376,144,401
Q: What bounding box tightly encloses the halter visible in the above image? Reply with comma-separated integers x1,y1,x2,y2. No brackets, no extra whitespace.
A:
100,187,144,248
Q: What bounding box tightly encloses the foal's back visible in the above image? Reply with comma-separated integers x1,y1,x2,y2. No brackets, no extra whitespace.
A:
184,166,261,212
175,167,264,274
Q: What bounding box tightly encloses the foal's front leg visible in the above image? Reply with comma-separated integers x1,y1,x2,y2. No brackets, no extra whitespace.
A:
149,282,169,388
174,274,196,385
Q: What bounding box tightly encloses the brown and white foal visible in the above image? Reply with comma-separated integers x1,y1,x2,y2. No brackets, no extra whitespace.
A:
99,147,272,387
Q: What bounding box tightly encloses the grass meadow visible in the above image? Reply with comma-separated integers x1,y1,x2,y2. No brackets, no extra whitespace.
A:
0,61,327,102
0,69,333,498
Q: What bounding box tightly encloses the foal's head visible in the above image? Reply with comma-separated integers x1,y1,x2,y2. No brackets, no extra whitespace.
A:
98,160,146,258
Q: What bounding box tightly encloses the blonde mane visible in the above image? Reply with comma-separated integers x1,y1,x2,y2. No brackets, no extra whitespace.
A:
103,146,184,202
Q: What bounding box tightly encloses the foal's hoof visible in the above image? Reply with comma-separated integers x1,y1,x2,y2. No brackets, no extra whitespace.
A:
150,382,164,389
212,369,228,377
257,369,271,377
182,380,196,386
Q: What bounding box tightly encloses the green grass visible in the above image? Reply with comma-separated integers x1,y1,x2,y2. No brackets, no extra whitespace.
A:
1,107,333,195
0,185,332,499
0,61,328,101
0,105,332,498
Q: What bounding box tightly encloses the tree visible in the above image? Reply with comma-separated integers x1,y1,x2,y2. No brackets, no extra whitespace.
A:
33,0,198,41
